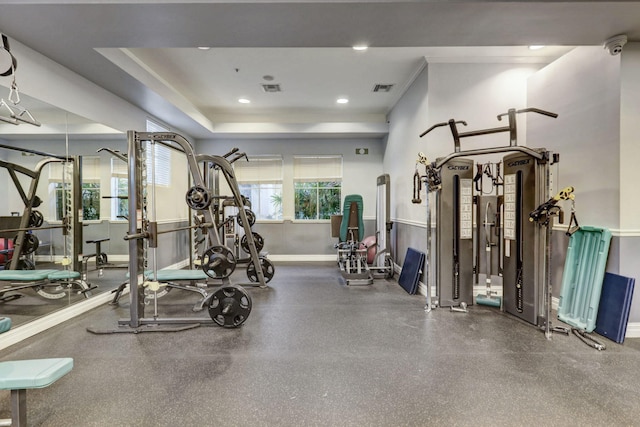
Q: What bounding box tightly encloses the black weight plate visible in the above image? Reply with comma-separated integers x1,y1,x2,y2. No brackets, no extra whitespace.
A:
185,185,212,210
202,245,236,279
208,285,252,328
240,232,264,254
246,257,275,283
236,209,256,228
14,233,39,255
5,258,35,270
29,210,44,227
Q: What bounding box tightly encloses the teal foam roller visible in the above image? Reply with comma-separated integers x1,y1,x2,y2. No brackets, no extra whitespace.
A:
476,295,501,307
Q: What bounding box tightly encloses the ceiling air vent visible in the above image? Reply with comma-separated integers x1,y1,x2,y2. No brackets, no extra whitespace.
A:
261,84,282,93
372,83,394,93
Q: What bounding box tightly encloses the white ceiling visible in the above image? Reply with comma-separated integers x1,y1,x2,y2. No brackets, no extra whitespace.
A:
0,1,639,139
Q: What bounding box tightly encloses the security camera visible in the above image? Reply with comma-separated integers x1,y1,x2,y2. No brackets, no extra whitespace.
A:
603,34,627,56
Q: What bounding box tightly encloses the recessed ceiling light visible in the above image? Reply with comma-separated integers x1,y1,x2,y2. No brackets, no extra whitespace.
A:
336,98,349,104
528,45,545,50
238,98,251,104
352,45,368,51
197,47,211,50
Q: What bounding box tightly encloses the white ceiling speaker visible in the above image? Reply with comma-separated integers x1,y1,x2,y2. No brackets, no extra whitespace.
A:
603,34,627,56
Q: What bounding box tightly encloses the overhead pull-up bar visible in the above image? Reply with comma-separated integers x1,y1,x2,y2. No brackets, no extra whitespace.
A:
419,107,558,169
420,107,557,152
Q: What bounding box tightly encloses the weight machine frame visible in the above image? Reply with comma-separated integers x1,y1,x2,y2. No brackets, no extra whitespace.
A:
419,108,562,338
368,174,394,279
120,131,264,331
0,143,82,273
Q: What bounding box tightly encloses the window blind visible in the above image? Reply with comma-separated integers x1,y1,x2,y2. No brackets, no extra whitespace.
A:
234,156,283,184
293,156,342,182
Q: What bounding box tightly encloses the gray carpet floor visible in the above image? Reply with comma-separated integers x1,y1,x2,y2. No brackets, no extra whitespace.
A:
1,262,639,426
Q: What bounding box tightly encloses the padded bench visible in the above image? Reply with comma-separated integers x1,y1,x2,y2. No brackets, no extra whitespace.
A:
0,270,58,282
0,358,73,427
0,270,81,282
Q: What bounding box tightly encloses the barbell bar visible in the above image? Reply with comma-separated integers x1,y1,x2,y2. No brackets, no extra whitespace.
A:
124,221,214,241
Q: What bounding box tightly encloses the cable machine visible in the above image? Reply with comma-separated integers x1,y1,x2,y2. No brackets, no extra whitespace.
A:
417,108,561,332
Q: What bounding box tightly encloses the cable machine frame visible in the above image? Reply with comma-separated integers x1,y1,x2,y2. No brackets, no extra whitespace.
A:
419,108,561,336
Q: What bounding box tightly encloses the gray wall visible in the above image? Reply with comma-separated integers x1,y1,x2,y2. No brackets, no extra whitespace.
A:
384,60,540,288
196,137,385,257
528,46,640,323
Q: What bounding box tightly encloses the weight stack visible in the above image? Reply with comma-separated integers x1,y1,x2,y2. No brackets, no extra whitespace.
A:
501,151,548,326
436,158,474,308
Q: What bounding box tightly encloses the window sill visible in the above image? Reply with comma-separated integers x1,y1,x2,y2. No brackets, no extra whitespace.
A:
291,219,332,224
255,219,284,224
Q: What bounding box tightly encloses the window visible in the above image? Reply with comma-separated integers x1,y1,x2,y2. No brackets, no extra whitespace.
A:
235,156,283,220
49,158,101,221
146,119,171,187
293,156,342,220
110,158,128,220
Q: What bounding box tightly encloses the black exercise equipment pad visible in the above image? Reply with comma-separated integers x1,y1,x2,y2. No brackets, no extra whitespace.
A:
398,248,425,295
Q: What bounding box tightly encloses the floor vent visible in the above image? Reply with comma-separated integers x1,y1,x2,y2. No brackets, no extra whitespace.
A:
372,83,394,93
262,84,282,92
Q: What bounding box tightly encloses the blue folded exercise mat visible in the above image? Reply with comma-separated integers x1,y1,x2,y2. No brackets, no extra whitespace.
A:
398,248,425,295
595,272,635,343
557,226,612,333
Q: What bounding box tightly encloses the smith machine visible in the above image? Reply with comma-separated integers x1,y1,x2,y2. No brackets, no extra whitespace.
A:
415,108,569,337
94,131,269,333
0,143,83,273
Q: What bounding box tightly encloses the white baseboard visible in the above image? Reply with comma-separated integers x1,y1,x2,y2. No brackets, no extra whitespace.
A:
267,254,336,262
625,323,640,338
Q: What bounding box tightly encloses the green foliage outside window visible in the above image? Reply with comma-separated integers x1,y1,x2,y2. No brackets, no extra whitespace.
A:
54,182,101,221
294,181,341,220
115,177,128,219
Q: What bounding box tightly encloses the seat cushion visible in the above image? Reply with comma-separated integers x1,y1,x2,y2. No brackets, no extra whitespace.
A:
0,358,73,390
48,270,81,280
0,269,58,281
